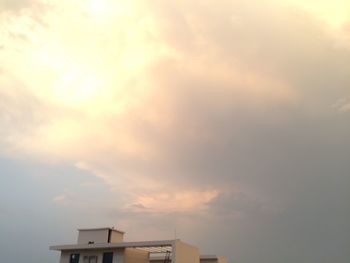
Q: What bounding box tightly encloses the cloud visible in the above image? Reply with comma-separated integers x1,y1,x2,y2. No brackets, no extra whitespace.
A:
131,190,218,213
333,98,350,112
53,193,67,204
0,0,34,12
1,0,350,208
0,0,47,27
208,191,265,217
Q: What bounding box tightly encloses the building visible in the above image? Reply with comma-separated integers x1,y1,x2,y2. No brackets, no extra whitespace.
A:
50,227,229,263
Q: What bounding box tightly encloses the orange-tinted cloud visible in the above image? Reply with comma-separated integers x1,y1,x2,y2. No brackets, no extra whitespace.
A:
1,0,349,214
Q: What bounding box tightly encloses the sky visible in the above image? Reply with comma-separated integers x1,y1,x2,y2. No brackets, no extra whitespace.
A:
0,0,350,262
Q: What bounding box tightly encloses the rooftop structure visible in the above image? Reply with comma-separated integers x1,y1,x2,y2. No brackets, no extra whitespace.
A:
50,227,229,263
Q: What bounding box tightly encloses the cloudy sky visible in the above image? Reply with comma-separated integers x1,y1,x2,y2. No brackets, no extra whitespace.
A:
1,0,350,262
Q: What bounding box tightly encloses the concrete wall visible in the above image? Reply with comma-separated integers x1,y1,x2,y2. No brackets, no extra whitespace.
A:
80,250,104,263
78,229,109,244
123,248,149,263
174,240,200,263
59,248,226,263
59,251,70,263
59,249,123,263
200,260,216,263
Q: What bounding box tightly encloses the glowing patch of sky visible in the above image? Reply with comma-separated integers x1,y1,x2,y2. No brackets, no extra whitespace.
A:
280,0,350,28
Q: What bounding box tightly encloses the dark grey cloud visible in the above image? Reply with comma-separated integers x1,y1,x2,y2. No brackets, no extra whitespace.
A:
79,0,350,182
90,2,350,262
207,191,265,217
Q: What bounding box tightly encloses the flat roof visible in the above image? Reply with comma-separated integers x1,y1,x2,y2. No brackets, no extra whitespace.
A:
50,240,176,251
200,255,218,259
78,227,125,234
149,254,218,260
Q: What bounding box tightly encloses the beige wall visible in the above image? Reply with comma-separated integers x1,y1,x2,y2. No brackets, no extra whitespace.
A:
78,229,109,244
147,254,230,263
217,256,229,263
174,240,200,263
123,248,149,263
110,231,124,243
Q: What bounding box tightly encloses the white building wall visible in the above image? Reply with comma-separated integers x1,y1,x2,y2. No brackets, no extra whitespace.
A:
59,251,70,263
58,249,124,263
78,229,109,244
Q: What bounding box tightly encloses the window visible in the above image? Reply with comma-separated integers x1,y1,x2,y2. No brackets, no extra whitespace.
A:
103,252,113,263
69,254,80,263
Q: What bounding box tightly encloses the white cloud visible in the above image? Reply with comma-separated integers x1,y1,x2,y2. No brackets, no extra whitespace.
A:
333,98,350,112
1,0,350,226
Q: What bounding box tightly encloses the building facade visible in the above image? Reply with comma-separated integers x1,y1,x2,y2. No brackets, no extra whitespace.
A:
50,227,229,263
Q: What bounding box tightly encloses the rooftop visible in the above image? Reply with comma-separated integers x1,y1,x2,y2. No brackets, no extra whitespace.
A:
77,227,125,234
50,239,175,252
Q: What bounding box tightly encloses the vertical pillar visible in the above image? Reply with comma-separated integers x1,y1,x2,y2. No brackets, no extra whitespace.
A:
171,241,176,263
114,249,124,263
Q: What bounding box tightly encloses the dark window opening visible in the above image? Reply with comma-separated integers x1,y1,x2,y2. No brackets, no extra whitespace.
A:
70,254,80,263
103,252,113,263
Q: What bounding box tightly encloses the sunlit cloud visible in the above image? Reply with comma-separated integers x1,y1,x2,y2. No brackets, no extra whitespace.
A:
130,190,218,213
1,0,350,215
280,0,350,28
